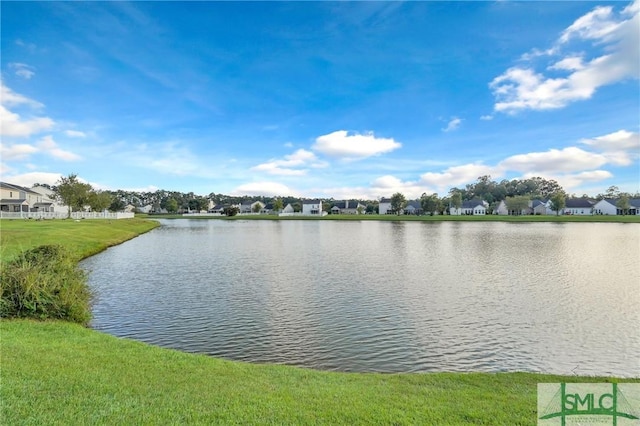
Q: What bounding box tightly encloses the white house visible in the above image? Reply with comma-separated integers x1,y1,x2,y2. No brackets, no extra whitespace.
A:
564,198,594,215
331,200,365,214
240,201,265,214
451,200,487,215
302,199,323,215
379,198,392,214
593,198,640,215
282,203,294,214
0,182,58,213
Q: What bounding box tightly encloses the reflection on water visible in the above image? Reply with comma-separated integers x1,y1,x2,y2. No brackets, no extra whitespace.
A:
81,220,640,377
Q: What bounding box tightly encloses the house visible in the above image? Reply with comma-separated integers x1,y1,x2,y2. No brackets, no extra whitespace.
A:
403,200,423,215
593,198,640,215
331,200,365,214
450,199,487,215
0,182,56,213
240,201,265,214
282,203,294,214
208,204,225,214
564,198,594,215
31,185,64,212
302,199,323,215
379,198,392,214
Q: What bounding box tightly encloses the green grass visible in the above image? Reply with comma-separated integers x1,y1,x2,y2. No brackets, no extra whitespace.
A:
0,218,159,263
144,213,640,223
2,216,638,424
3,320,638,425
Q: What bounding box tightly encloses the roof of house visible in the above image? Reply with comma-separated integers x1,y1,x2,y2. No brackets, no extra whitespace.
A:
406,200,421,209
302,199,321,204
333,200,362,209
461,200,485,209
379,198,391,203
597,198,640,208
565,198,595,208
0,182,40,194
0,198,28,204
531,199,545,208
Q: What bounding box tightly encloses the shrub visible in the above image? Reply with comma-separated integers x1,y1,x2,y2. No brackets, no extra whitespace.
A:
0,245,93,325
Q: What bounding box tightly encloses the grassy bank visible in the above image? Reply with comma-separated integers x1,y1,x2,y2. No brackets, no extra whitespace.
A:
0,218,159,263
3,320,637,425
143,213,640,223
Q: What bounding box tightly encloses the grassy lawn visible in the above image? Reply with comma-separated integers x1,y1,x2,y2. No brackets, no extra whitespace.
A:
144,213,640,223
0,218,159,263
2,217,638,424
3,320,638,425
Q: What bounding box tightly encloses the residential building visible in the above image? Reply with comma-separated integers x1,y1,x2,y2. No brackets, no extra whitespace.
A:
593,198,640,215
564,198,594,215
302,199,323,215
0,182,56,213
450,199,487,215
331,200,365,214
379,198,392,214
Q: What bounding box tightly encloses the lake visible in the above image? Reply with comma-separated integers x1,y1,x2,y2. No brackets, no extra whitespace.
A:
81,219,640,377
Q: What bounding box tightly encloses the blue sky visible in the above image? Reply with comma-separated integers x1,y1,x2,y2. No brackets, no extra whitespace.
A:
1,1,638,199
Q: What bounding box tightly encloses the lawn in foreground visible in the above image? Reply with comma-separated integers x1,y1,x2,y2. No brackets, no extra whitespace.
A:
3,320,638,425
0,218,159,263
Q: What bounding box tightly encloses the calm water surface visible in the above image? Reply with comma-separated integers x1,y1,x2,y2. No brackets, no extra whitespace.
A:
82,220,640,377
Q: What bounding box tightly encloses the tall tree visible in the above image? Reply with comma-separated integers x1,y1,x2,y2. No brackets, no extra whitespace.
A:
505,196,530,215
390,192,407,215
55,174,92,218
87,190,113,212
166,198,178,214
420,193,440,216
549,192,566,216
273,198,283,213
616,195,630,215
450,191,462,214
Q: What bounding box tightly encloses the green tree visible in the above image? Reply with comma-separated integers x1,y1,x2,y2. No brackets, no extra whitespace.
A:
390,192,407,215
166,198,178,214
420,193,440,216
224,206,239,216
87,190,113,212
273,198,283,213
252,202,262,213
505,196,530,216
55,174,92,218
450,191,462,214
109,198,125,212
549,192,566,216
616,195,630,215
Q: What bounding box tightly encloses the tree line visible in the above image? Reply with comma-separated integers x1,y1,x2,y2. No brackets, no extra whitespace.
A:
40,174,638,216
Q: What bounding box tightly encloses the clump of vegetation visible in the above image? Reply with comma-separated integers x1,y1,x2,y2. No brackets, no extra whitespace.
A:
0,245,92,325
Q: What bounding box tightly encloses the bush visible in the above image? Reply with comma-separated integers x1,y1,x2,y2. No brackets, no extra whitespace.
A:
0,245,93,325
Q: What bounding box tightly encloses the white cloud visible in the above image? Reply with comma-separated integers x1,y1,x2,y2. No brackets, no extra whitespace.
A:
37,135,82,161
419,163,499,189
548,56,584,71
0,143,39,160
0,106,55,137
0,83,54,137
491,1,639,113
580,129,640,166
2,172,63,188
0,82,43,108
499,147,608,173
251,149,327,176
9,63,36,79
65,130,87,138
231,181,298,197
313,130,401,159
480,115,493,121
442,117,462,132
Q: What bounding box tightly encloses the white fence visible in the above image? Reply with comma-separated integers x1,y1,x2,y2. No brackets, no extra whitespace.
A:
0,211,135,220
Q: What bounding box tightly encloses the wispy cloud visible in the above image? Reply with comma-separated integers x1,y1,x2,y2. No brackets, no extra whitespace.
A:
251,149,327,176
442,117,462,132
64,130,87,138
491,0,639,113
9,63,36,79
